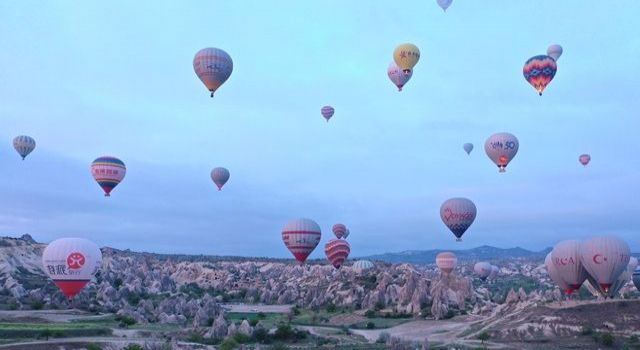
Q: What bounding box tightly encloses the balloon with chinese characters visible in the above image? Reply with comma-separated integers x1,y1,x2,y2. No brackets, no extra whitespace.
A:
91,156,126,197
393,43,420,75
42,238,102,299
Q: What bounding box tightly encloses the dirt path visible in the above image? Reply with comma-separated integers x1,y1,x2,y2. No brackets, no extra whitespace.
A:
0,309,109,323
220,303,294,313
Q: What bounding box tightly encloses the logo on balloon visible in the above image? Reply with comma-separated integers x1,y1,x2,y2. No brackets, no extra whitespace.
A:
592,254,608,264
443,208,474,222
66,252,86,270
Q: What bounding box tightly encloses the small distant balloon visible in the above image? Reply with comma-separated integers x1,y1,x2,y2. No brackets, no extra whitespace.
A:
440,197,477,241
13,135,36,160
474,262,492,281
325,238,350,269
393,43,420,75
523,55,557,95
211,167,230,191
463,143,473,155
91,156,126,197
484,132,519,173
353,259,374,272
332,224,347,239
435,252,457,274
546,44,563,61
579,154,591,166
436,0,453,11
321,106,335,122
193,48,233,97
387,62,412,91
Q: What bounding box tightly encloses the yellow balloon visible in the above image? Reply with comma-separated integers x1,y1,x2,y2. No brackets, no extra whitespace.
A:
393,43,420,74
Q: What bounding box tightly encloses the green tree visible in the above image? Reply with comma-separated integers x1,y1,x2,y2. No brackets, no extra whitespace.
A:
39,329,52,340
87,344,102,350
124,345,143,350
366,322,375,329
601,333,614,347
219,337,238,350
477,331,490,344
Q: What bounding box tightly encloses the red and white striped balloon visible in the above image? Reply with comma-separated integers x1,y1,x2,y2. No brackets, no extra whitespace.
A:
325,238,350,269
332,224,347,239
435,252,457,274
282,218,322,264
42,238,102,299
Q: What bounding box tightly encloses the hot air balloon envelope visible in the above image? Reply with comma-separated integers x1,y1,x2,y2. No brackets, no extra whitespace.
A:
13,135,36,160
282,218,322,264
193,48,233,97
393,43,420,75
325,239,350,269
211,167,230,190
484,132,519,172
42,238,102,299
91,156,126,197
440,198,477,241
523,55,557,95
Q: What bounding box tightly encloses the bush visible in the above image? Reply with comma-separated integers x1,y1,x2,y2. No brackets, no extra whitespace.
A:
38,329,52,340
87,345,102,350
364,309,376,318
115,315,137,328
257,311,266,319
477,331,490,344
271,343,289,350
219,337,238,350
291,306,300,315
366,322,375,329
601,333,614,347
248,318,259,327
629,335,639,343
581,326,593,335
31,300,44,310
124,345,143,350
232,332,251,344
253,327,269,343
377,331,390,343
374,301,385,311
326,303,337,313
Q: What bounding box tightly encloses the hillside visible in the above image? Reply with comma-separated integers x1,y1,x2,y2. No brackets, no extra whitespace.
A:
362,245,553,264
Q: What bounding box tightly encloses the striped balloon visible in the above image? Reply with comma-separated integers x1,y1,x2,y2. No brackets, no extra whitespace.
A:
579,154,591,166
90,156,126,197
474,262,492,281
332,224,347,239
352,260,374,272
211,167,230,191
440,197,477,241
321,106,335,122
282,218,322,264
42,238,102,299
325,238,350,269
387,62,412,91
435,252,457,274
13,135,36,160
523,55,557,95
193,48,233,97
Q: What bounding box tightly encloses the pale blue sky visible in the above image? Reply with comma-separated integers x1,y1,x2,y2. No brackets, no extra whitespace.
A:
0,1,639,257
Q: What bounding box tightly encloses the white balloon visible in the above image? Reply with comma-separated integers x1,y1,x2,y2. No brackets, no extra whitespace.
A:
545,253,570,293
42,238,102,298
551,240,589,293
580,236,630,294
547,44,563,61
484,132,519,172
474,262,492,280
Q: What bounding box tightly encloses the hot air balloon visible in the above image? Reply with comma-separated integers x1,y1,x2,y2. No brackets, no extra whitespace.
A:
320,106,335,122
393,43,420,75
546,44,563,61
42,238,102,299
325,238,350,269
193,48,233,97
440,198,477,241
608,257,638,297
282,218,322,264
343,228,350,239
463,143,473,155
436,0,453,11
545,253,571,294
90,156,126,197
353,260,374,272
580,236,630,293
211,167,230,191
332,224,347,239
484,132,519,173
489,265,499,280
523,55,557,95
579,154,591,166
474,262,492,281
633,267,640,291
435,252,457,274
551,240,589,293
387,62,413,91
13,135,36,160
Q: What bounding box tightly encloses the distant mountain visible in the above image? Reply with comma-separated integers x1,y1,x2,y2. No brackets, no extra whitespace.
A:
361,245,553,264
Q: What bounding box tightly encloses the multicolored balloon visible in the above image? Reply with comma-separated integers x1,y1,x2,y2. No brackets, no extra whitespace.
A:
325,238,350,269
353,260,374,272
435,252,457,274
42,238,102,299
321,106,335,122
545,253,571,294
546,44,563,61
13,135,36,160
579,154,591,166
484,132,519,173
436,0,453,11
332,224,347,239
523,55,557,95
474,262,492,281
193,48,233,97
282,218,322,264
387,62,412,91
463,143,473,155
551,240,589,294
440,197,477,241
211,167,230,191
580,236,630,293
90,156,126,197
393,43,420,75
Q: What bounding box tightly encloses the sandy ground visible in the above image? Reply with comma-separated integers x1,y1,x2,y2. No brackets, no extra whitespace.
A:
220,303,294,313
